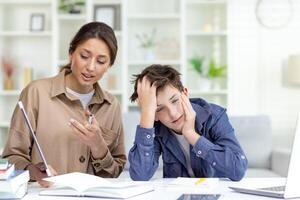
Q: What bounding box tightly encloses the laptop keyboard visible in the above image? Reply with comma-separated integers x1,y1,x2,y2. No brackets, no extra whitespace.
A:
260,186,285,192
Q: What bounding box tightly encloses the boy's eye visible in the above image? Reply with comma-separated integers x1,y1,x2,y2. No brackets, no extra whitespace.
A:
172,99,179,104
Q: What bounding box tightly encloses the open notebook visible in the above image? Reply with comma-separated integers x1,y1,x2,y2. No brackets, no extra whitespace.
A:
39,172,154,199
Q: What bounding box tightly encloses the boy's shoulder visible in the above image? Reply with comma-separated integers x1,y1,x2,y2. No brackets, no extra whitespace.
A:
190,98,227,123
190,98,225,113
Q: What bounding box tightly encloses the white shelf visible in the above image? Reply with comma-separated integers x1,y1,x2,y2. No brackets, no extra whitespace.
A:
128,60,181,66
186,0,227,5
114,31,122,37
0,90,21,96
0,0,51,5
189,90,228,95
128,102,138,107
58,59,68,66
58,14,87,21
0,0,230,151
186,31,227,36
0,122,9,128
109,90,122,95
0,0,229,126
93,0,122,5
128,13,180,20
0,31,52,37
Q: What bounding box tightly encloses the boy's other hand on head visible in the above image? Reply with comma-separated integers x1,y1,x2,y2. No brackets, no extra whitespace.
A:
181,94,199,145
137,76,157,128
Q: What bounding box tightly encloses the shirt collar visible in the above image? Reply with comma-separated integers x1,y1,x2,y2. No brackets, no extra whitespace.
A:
191,101,211,131
50,68,113,104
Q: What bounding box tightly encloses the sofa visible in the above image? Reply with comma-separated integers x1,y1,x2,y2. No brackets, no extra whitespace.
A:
120,112,291,179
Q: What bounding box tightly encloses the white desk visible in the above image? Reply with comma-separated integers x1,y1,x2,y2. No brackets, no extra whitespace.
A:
23,178,293,200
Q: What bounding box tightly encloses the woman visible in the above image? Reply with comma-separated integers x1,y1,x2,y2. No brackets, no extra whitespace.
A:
2,22,126,187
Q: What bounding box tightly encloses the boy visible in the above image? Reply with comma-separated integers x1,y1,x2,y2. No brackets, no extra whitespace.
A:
128,64,247,181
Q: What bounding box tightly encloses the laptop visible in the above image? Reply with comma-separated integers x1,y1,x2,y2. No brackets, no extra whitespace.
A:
229,114,300,199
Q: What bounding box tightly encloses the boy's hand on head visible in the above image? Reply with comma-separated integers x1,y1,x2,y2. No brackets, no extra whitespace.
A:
181,94,200,145
137,76,157,128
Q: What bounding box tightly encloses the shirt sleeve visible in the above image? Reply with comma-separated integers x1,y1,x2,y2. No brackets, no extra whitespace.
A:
128,125,161,181
91,149,114,171
192,109,248,181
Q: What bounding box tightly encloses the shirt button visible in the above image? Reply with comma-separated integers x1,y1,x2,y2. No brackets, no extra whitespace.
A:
79,156,85,163
197,150,202,155
145,152,150,156
212,162,216,166
241,155,246,159
94,163,100,168
146,134,151,139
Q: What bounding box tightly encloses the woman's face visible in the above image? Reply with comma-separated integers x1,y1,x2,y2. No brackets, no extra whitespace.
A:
69,38,111,92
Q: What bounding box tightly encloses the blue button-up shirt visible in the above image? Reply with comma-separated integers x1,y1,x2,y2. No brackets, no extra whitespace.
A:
129,98,248,181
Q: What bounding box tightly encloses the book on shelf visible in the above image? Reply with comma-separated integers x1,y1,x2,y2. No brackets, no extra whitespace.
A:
0,170,30,199
0,164,15,180
40,172,154,199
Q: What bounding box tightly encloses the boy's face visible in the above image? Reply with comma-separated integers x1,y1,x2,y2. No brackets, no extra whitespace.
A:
155,85,186,133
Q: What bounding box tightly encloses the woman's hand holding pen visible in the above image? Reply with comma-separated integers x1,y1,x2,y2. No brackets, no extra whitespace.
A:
68,110,108,160
27,162,57,188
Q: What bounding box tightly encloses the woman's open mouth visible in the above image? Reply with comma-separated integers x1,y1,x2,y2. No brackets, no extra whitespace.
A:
81,73,94,81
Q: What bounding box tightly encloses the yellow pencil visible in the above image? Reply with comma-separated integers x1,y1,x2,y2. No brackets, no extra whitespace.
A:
195,178,206,185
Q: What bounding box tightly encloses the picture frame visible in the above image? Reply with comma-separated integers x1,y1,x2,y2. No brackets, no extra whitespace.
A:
30,13,45,31
93,5,120,30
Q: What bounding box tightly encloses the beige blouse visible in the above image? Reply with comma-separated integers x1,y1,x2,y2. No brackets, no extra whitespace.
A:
2,68,126,178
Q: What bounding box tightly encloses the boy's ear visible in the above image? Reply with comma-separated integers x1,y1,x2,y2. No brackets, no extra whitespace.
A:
182,87,189,97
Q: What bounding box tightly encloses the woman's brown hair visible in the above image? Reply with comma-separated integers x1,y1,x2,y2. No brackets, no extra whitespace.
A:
61,22,118,71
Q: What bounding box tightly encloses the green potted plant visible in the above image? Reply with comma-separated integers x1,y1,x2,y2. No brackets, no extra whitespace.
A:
207,59,227,89
188,55,212,90
188,55,204,76
59,0,85,14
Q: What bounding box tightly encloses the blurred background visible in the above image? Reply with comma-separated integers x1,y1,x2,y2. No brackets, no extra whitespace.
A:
0,0,300,177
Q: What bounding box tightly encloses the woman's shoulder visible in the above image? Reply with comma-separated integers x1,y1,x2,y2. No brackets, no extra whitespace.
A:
21,76,55,96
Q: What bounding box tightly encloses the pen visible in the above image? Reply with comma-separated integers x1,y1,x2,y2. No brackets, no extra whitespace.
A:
88,114,93,124
195,178,206,185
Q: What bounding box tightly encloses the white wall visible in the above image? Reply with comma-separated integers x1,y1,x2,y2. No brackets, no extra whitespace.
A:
227,0,259,115
228,0,300,149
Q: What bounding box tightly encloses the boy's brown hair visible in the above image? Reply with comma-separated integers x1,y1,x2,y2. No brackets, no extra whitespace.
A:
130,64,184,102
